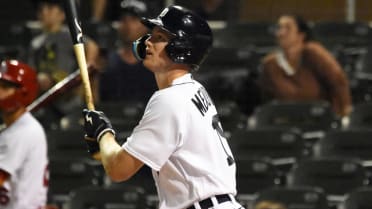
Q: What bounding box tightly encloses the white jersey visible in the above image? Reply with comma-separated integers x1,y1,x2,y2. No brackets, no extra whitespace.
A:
123,73,237,209
0,112,48,209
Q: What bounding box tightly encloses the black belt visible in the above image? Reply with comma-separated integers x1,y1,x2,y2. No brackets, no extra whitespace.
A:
187,194,232,209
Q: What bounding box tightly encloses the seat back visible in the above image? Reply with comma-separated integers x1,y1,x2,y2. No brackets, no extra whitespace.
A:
230,129,307,160
251,101,339,132
288,157,367,195
253,186,328,209
69,185,146,209
236,158,280,194
47,129,87,158
348,103,372,129
314,129,372,160
341,187,372,209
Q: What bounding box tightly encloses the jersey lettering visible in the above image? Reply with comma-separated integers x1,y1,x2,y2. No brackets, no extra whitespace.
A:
212,114,235,166
0,186,9,205
191,87,212,116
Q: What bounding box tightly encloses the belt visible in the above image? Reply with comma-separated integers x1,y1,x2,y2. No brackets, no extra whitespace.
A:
187,194,232,209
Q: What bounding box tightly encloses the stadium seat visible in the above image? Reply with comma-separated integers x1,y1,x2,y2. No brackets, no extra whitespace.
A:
236,158,281,194
252,186,328,209
340,187,372,209
249,101,340,132
106,165,157,195
46,129,88,159
347,102,372,129
313,22,370,49
214,101,247,134
287,157,367,195
230,128,308,162
0,22,31,59
314,129,372,161
68,185,146,209
48,157,103,207
96,101,145,132
213,22,276,48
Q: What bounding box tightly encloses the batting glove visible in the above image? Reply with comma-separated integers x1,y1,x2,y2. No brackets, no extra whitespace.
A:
82,109,116,154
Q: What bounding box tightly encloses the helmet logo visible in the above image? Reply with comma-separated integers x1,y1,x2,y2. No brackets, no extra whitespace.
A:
159,8,169,18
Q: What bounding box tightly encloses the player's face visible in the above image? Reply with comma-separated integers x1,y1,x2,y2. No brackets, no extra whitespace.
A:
0,81,16,100
276,16,305,49
143,27,174,72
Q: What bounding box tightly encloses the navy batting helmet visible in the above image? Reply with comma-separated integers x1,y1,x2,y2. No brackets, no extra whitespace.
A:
132,5,213,70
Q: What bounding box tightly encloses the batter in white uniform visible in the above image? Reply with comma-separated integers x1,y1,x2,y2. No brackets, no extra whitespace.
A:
0,60,48,209
83,5,243,209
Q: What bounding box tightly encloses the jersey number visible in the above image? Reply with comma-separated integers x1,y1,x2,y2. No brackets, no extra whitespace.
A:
0,187,9,205
212,114,234,166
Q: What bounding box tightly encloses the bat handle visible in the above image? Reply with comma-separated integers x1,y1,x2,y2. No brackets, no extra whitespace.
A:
73,43,95,110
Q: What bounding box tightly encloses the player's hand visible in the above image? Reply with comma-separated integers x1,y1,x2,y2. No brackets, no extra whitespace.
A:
82,109,115,154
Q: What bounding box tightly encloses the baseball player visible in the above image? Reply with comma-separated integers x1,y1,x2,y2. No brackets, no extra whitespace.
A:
0,60,48,208
83,5,243,209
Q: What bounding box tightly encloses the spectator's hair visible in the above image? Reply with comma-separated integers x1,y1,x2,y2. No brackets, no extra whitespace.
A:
281,14,313,42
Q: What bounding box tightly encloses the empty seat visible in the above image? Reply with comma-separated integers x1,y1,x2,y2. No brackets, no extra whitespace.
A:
46,129,88,158
106,165,157,195
249,101,340,132
252,186,328,209
213,22,276,48
314,129,372,161
287,157,367,195
236,158,280,194
68,185,146,209
215,101,247,134
96,101,145,132
230,129,307,162
347,102,372,129
340,187,372,209
48,157,103,206
313,22,370,49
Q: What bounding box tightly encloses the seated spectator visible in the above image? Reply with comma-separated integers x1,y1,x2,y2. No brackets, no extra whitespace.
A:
254,200,287,209
196,0,226,20
28,0,99,128
99,0,157,103
259,14,352,117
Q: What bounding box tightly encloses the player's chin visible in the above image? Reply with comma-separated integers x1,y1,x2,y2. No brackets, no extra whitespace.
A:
143,58,156,72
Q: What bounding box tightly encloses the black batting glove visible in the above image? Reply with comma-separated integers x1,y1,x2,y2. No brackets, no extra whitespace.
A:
82,109,116,154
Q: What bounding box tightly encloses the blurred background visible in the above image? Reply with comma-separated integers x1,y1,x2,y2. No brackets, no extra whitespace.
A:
4,0,372,209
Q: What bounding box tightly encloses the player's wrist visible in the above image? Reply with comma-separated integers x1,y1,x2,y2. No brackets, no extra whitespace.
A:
97,128,116,143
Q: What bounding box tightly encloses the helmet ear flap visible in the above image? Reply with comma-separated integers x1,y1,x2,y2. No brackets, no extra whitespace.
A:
165,37,193,63
132,34,151,61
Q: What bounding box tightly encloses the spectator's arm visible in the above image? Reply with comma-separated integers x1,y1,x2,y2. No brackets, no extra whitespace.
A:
85,39,100,67
304,42,352,116
84,39,101,102
92,0,107,22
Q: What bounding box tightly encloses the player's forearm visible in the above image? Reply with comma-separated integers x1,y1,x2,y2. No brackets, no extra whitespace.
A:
99,133,143,182
99,132,124,181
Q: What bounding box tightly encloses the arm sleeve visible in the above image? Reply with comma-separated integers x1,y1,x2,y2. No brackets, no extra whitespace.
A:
122,93,184,171
304,42,352,116
0,132,27,176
